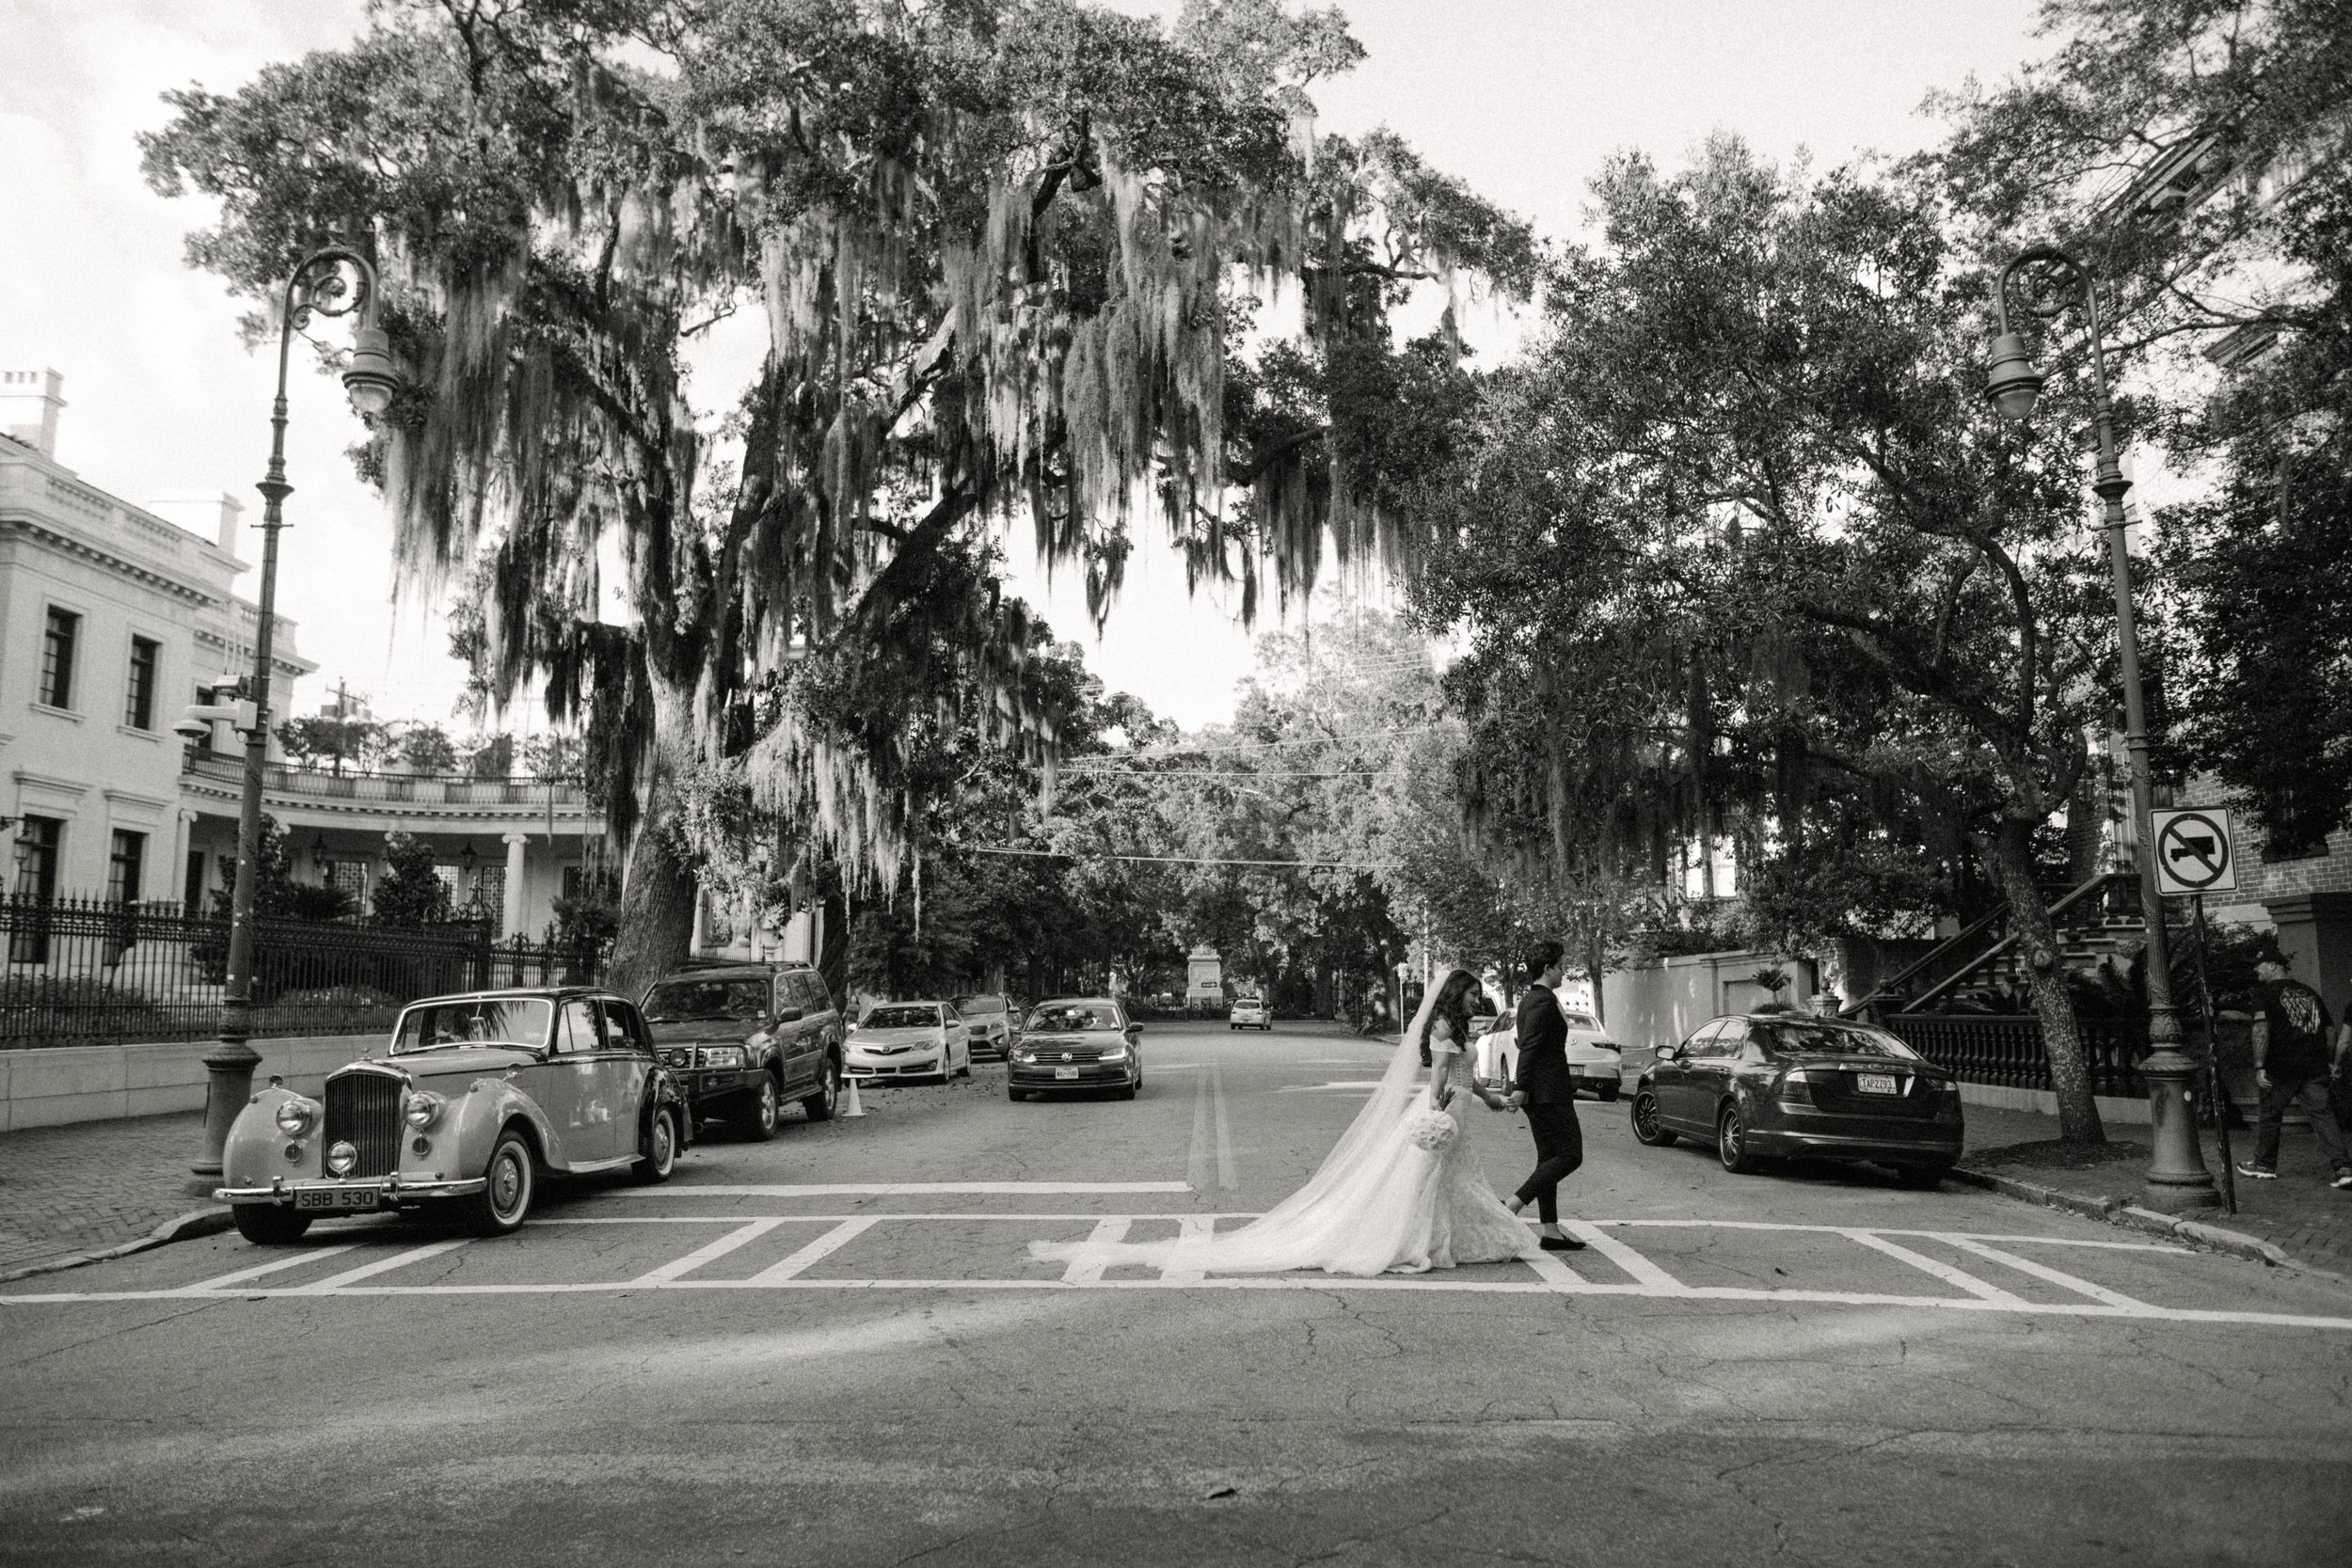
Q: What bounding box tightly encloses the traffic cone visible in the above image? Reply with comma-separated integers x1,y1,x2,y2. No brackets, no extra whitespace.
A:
840,1074,867,1118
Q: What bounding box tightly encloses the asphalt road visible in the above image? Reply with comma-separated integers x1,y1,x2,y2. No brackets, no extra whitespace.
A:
4,1020,2350,1566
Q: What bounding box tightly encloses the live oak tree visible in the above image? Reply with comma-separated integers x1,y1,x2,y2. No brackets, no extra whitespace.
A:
1416,141,2126,1142
142,0,1531,995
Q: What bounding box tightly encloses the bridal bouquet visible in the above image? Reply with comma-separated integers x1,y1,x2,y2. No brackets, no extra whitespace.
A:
1403,1107,1458,1152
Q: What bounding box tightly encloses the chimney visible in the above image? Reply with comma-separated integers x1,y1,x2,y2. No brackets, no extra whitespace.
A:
0,368,65,457
147,491,246,553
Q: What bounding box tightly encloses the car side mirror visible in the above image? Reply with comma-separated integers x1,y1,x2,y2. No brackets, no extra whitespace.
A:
772,1006,804,1025
1656,1045,1680,1062
1126,1024,1143,1039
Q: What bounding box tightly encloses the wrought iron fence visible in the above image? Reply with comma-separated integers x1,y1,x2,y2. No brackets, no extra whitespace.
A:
0,895,609,1049
1883,1012,2148,1100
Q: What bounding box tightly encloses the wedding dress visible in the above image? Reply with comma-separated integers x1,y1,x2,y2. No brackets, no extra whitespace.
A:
1030,973,1537,1278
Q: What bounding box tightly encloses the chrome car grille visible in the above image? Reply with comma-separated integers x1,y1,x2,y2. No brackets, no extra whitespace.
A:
324,1072,404,1177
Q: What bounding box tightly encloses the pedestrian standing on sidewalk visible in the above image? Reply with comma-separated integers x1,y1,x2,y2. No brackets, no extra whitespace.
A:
2236,956,2352,1192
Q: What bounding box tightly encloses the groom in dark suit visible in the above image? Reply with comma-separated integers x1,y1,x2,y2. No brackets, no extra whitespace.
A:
1504,941,1586,1252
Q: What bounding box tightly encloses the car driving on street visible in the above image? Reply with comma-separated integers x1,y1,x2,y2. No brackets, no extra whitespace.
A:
952,992,1021,1058
1229,996,1271,1030
214,988,689,1242
1476,1005,1625,1101
846,1000,972,1083
1629,1013,1964,1185
641,962,845,1137
1009,997,1143,1100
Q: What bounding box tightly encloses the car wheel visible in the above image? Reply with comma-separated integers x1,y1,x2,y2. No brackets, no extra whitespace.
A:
633,1107,679,1185
1597,1081,1622,1103
743,1073,781,1142
1630,1091,1677,1147
1894,1163,1952,1189
467,1128,538,1235
231,1205,313,1245
802,1056,840,1121
1717,1104,1766,1175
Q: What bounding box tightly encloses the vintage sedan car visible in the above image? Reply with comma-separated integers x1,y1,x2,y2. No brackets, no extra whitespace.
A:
951,992,1021,1059
1228,996,1271,1031
1008,997,1143,1101
641,962,845,1138
1477,1004,1625,1101
214,989,690,1243
1630,1013,1963,1185
845,1001,972,1083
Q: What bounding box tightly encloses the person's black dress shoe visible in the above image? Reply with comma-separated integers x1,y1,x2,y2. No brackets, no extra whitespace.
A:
1538,1234,1586,1252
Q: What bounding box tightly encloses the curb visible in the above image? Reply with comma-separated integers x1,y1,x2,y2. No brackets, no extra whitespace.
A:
1949,1164,2297,1268
0,1207,233,1285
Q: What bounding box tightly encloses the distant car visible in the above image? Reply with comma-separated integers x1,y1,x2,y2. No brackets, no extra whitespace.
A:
952,992,1020,1059
640,962,845,1138
1009,997,1143,1101
1229,997,1271,1031
1477,1005,1624,1101
214,989,689,1243
1630,1014,1963,1185
847,1001,971,1084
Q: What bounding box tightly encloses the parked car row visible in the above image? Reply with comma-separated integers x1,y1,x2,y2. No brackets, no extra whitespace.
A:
214,969,1150,1246
1474,1006,1625,1101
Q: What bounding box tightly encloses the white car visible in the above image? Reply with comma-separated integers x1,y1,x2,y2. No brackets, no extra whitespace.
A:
1229,997,1271,1031
1475,1006,1624,1101
846,1001,972,1083
952,992,1019,1058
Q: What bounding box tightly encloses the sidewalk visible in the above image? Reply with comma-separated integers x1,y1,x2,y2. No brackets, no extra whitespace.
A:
1961,1101,2352,1275
0,1110,223,1277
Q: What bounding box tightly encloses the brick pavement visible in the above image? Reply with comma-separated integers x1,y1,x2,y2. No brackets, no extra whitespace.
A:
0,1110,219,1276
1963,1101,2352,1275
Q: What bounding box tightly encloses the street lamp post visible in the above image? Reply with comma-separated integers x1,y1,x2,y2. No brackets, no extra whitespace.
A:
191,246,399,1179
1985,245,2218,1212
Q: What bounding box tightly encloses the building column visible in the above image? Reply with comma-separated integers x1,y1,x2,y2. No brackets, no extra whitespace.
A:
501,832,529,939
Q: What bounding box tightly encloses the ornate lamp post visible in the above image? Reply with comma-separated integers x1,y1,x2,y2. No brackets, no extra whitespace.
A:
1985,245,2217,1212
192,245,400,1178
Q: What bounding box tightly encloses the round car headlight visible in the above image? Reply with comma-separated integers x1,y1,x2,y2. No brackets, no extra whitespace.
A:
402,1089,446,1130
274,1097,319,1137
325,1140,358,1176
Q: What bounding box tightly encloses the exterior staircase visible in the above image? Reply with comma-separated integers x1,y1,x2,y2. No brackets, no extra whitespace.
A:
1852,872,2142,1017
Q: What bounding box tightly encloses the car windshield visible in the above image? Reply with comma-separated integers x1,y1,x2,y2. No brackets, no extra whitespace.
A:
392,998,553,1054
952,995,1002,1014
1755,1022,1919,1060
643,978,769,1022
1028,1004,1119,1032
864,1005,940,1029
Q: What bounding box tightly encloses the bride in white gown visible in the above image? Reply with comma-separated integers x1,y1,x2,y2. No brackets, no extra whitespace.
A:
1030,968,1537,1278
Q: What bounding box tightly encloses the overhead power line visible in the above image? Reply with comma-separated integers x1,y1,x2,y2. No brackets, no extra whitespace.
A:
956,844,1398,870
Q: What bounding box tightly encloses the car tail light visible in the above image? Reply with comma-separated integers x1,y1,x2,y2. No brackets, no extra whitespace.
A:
1777,1069,1816,1106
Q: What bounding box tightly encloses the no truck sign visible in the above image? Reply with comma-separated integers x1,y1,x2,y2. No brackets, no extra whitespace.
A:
2151,807,2239,896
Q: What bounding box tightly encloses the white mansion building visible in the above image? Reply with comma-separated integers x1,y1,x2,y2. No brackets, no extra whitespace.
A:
0,369,603,939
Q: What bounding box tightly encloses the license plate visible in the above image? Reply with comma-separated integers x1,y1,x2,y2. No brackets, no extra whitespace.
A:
295,1188,378,1212
1855,1072,1899,1096
1054,1067,1081,1080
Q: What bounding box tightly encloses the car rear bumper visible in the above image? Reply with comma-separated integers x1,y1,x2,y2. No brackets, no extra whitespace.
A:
1746,1114,1963,1164
215,1175,490,1207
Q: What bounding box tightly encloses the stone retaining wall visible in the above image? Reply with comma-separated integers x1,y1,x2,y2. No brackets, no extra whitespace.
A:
0,1036,368,1132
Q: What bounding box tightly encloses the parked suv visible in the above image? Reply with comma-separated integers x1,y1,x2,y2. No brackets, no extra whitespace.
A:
640,963,845,1138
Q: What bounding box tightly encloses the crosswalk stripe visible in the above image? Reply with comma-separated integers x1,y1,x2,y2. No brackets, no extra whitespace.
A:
174,1244,358,1294
294,1240,471,1293
1157,1215,1217,1285
1948,1238,2157,1309
1061,1217,1132,1285
629,1218,790,1284
1562,1221,1684,1291
1842,1230,2029,1305
745,1218,878,1283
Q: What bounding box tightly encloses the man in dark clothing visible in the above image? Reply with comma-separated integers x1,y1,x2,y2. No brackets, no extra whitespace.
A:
2237,957,2352,1191
1503,940,1587,1251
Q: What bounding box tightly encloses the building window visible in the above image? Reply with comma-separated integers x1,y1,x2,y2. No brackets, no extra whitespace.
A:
124,637,159,730
183,847,208,915
108,830,146,905
40,608,79,709
475,863,506,922
323,859,367,904
11,816,62,962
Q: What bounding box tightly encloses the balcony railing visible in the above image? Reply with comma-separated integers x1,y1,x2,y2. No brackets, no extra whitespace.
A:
181,751,588,809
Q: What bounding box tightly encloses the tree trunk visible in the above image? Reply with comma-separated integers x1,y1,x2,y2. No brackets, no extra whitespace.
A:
1981,818,2105,1145
605,694,701,1001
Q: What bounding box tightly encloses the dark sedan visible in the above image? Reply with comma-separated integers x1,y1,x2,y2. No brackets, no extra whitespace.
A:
1007,997,1143,1101
1630,1014,1963,1186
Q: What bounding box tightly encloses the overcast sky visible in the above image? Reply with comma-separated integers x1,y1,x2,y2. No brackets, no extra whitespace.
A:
0,0,2045,732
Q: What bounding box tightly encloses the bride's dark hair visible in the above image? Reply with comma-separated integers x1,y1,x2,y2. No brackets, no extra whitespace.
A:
1418,968,1482,1067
